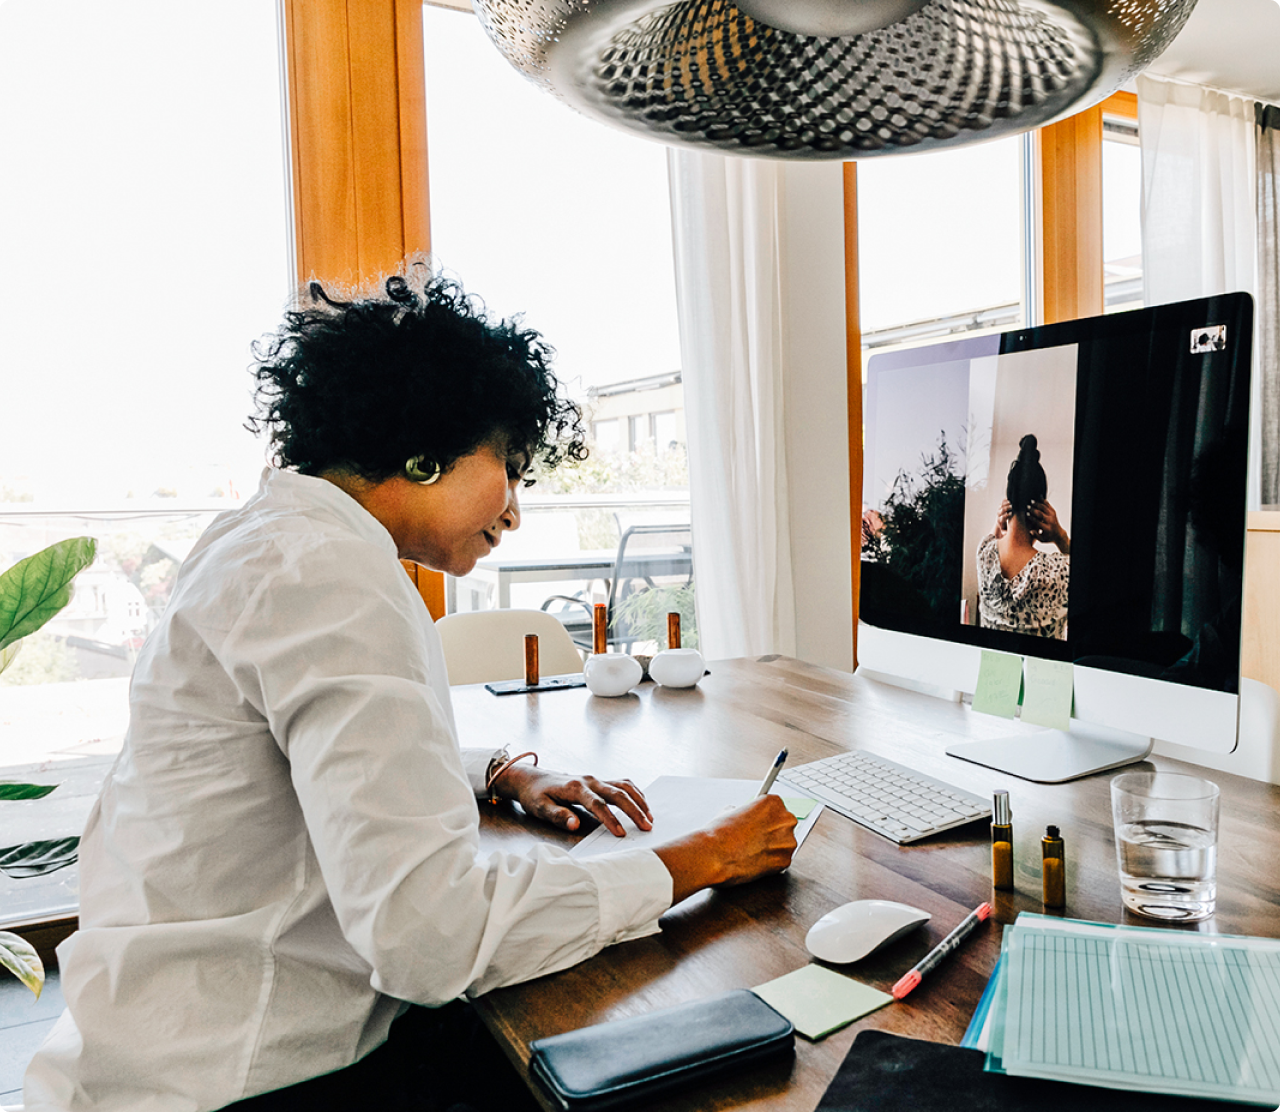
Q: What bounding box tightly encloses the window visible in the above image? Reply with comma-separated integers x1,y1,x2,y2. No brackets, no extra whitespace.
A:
423,7,691,635
1103,105,1144,314
0,0,289,926
856,138,1026,366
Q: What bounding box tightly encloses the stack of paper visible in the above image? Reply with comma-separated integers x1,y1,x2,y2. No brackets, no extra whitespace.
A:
975,913,1280,1106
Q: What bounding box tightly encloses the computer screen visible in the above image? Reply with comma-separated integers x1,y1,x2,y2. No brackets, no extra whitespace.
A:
859,293,1254,781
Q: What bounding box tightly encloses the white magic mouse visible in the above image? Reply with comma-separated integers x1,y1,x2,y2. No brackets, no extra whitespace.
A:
805,899,931,964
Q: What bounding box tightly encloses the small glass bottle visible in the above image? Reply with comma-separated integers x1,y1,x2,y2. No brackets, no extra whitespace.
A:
1042,825,1066,907
991,790,1014,890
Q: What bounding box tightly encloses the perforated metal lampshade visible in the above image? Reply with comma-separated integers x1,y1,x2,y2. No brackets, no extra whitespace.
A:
472,0,1197,158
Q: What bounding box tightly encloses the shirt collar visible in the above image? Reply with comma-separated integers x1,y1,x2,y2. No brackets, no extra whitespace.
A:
256,467,399,557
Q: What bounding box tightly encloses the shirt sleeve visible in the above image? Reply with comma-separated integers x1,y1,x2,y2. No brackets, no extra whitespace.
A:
220,536,673,1005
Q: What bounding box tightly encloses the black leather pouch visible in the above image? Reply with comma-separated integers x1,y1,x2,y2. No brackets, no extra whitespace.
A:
527,988,795,1111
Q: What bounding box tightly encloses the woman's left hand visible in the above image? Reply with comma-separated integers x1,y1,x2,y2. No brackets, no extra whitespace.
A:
1028,500,1070,553
493,764,653,836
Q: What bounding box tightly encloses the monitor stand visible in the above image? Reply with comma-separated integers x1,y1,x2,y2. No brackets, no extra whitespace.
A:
946,719,1153,783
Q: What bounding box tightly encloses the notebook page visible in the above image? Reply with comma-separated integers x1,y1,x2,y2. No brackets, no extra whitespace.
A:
996,914,1280,1105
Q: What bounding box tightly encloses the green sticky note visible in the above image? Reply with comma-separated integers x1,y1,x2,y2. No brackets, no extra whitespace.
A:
783,797,818,820
1020,658,1073,729
752,964,892,1041
971,650,1023,719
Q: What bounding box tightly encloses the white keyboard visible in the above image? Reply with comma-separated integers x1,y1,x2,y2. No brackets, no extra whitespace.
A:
777,749,991,845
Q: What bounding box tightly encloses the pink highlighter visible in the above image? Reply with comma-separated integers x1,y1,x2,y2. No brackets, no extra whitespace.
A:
891,902,993,1000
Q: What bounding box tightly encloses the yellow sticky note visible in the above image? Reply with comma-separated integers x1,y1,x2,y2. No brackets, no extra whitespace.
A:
971,650,1023,719
752,964,892,1041
1020,658,1073,729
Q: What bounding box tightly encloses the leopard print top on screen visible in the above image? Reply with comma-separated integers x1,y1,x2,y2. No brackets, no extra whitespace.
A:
976,533,1069,640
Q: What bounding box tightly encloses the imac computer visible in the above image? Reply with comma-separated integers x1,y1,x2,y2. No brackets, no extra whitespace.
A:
859,292,1254,783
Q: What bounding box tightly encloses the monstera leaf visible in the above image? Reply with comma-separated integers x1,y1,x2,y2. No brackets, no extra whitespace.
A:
0,930,43,998
0,837,80,879
0,536,97,653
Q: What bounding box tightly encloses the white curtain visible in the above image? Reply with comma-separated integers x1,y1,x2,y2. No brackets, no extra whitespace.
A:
667,149,797,660
1137,74,1261,503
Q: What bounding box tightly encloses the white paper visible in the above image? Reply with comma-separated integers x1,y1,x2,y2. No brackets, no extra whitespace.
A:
570,775,823,859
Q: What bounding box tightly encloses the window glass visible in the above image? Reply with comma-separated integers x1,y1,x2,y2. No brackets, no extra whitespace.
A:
423,7,691,647
1103,116,1143,313
0,0,288,924
856,138,1025,364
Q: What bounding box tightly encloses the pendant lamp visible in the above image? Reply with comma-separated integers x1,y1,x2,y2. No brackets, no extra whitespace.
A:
472,0,1196,157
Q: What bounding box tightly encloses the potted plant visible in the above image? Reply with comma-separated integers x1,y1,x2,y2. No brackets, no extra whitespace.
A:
0,536,97,998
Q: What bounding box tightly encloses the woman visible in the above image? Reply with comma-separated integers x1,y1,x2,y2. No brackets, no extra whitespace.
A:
24,272,797,1112
976,434,1070,639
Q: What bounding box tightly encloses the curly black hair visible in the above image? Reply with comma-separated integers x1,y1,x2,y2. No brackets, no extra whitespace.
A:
248,267,588,481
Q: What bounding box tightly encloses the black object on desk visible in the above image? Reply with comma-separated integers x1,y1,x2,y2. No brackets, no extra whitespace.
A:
528,989,794,1111
818,1031,1261,1112
485,674,587,696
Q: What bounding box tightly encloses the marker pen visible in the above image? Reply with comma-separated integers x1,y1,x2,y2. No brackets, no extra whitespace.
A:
892,902,992,1000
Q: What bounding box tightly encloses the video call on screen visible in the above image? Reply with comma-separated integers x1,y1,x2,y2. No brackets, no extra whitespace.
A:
861,294,1253,695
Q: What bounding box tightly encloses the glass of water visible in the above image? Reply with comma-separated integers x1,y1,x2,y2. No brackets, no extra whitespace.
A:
1110,771,1220,922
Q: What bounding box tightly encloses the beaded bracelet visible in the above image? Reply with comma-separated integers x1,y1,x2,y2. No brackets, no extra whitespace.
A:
485,750,538,804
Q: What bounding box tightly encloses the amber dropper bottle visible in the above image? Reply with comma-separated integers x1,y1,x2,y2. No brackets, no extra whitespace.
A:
991,790,1014,890
1042,825,1066,908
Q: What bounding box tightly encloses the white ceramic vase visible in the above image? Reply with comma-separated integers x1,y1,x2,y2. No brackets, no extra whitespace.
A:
584,652,643,697
648,647,705,688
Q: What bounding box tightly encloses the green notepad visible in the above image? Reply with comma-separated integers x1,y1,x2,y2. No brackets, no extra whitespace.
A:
783,797,818,820
971,650,1022,718
1019,658,1073,729
753,964,892,1041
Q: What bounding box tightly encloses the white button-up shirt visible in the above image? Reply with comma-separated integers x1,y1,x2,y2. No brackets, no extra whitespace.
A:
24,469,672,1112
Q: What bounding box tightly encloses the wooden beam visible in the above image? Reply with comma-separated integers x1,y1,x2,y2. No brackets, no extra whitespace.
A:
844,162,863,667
1039,105,1104,324
283,0,445,618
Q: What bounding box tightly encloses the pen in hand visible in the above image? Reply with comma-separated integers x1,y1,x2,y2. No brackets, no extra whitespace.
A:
892,902,992,1000
756,748,788,798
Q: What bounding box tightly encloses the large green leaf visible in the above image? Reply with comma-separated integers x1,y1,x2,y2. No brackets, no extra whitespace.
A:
0,836,80,878
0,930,44,998
0,782,58,801
0,536,97,652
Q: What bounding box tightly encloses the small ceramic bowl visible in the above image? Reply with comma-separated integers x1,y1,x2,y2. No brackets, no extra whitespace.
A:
648,647,706,688
584,652,643,697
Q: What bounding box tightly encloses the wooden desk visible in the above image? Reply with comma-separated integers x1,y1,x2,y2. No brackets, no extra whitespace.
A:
457,656,1280,1112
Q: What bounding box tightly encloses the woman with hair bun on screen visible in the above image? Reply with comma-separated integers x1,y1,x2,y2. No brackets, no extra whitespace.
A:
976,434,1071,639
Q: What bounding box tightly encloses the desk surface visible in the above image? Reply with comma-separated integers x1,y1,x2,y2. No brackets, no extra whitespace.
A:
458,656,1280,1112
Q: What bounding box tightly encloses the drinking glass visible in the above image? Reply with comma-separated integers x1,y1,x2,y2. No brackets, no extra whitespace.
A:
1110,771,1220,921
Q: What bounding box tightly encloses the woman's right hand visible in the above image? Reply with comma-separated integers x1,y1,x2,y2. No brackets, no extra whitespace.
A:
653,795,798,905
994,499,1013,538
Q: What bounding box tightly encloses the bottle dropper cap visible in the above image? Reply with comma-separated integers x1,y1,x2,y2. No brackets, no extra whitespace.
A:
993,789,1011,825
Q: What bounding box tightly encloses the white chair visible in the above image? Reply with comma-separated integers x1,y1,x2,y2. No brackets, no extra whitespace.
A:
435,609,585,686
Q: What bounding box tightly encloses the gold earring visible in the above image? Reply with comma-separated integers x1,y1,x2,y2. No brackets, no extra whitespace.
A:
406,457,441,485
